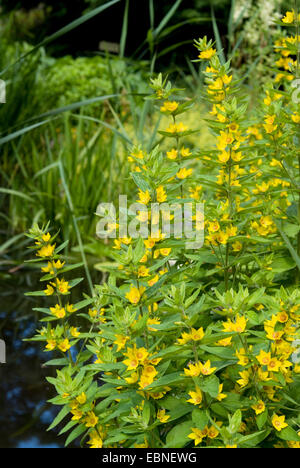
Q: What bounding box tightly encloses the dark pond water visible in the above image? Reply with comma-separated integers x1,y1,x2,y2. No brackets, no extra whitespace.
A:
0,275,81,448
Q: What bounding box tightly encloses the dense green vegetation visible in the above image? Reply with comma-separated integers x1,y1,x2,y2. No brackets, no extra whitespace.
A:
0,0,299,449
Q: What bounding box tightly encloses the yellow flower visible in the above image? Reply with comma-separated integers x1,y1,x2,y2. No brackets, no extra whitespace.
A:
223,314,247,333
257,367,271,382
88,308,98,318
226,225,237,237
139,374,155,389
235,348,249,366
200,360,216,376
166,148,178,160
53,259,65,269
42,263,55,276
160,101,179,113
291,113,300,123
176,167,193,179
126,285,142,304
256,349,271,366
217,131,234,150
187,327,203,342
87,430,103,448
44,284,54,296
177,331,192,345
187,386,203,406
70,327,80,338
144,237,157,249
199,48,216,59
50,304,66,319
41,233,51,242
37,244,55,258
277,311,289,323
137,189,151,205
123,345,149,370
58,338,71,353
216,384,227,401
237,370,250,387
218,151,230,163
251,400,265,415
181,146,192,157
232,241,242,252
56,278,70,295
160,248,171,257
188,427,205,446
137,265,150,278
282,11,294,23
76,392,87,405
156,185,167,203
147,317,161,331
217,231,229,245
218,336,232,347
271,414,288,431
114,334,129,351
148,275,159,286
129,149,145,160
166,122,188,134
71,408,83,421
267,357,281,372
207,424,221,439
208,220,220,233
157,409,170,423
85,411,99,428
125,372,139,384
45,339,56,351
66,303,76,314
184,362,202,377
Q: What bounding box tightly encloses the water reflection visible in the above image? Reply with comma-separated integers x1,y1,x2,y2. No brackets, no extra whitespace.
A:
0,278,78,448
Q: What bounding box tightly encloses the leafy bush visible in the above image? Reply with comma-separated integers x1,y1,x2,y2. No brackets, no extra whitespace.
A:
39,55,148,109
26,9,300,448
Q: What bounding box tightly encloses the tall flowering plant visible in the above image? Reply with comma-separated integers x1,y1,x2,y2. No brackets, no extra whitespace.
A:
26,11,300,448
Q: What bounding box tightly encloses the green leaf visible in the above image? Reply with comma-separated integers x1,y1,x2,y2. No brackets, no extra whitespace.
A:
228,409,242,434
210,4,225,65
277,426,300,442
47,405,70,432
238,429,270,448
0,187,34,201
145,372,184,390
65,424,87,447
165,420,192,448
256,410,268,430
73,297,94,311
133,238,145,264
282,222,300,238
198,374,220,398
210,403,229,418
192,409,208,430
0,120,51,146
131,172,151,192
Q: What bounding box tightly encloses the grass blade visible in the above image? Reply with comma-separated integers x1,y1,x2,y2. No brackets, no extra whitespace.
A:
120,0,130,58
153,0,182,38
0,120,51,146
210,3,226,65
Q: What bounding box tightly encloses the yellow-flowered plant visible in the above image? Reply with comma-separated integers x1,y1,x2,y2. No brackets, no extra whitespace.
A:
26,12,300,448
